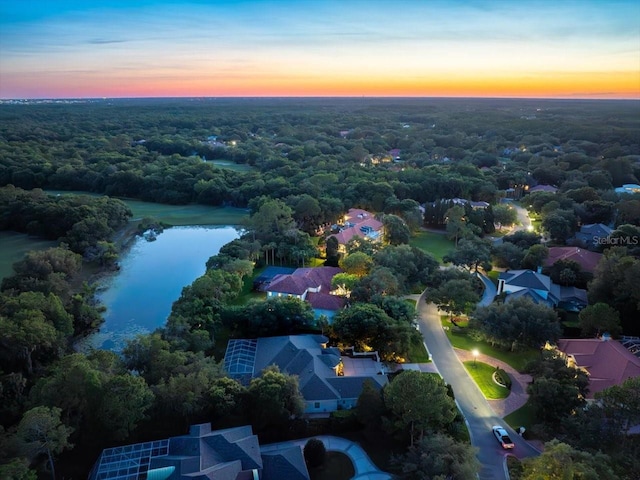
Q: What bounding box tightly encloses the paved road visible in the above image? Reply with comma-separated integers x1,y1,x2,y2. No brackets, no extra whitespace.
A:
416,296,539,480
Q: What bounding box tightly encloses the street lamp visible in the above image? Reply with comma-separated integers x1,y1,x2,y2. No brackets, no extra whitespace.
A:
472,349,479,368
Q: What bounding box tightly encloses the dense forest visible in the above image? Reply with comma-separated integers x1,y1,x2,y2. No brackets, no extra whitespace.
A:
1,98,639,479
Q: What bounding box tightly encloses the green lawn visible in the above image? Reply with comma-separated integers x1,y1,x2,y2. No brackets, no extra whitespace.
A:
407,335,430,363
440,316,538,372
230,267,267,306
504,401,537,433
46,190,249,226
487,270,500,286
124,201,249,226
409,231,454,262
463,361,510,399
207,159,255,172
309,451,355,480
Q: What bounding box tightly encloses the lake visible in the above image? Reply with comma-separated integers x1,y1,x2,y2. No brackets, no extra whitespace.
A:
78,226,239,351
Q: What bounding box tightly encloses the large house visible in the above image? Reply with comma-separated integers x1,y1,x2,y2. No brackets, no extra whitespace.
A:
436,198,489,209
224,335,387,414
497,269,588,311
89,423,310,480
328,209,383,251
555,338,640,398
262,266,346,321
528,184,558,194
614,183,640,195
544,247,602,274
572,223,613,250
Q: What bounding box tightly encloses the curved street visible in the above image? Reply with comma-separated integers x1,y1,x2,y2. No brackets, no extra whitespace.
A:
416,296,540,480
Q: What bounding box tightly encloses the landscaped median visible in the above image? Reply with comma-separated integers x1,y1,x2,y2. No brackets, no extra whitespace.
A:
462,361,510,399
440,315,538,371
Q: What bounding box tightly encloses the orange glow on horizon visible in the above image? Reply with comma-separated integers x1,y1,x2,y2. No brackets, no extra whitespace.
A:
4,69,638,100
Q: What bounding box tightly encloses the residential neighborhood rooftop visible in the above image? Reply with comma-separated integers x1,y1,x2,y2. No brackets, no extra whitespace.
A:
557,338,640,398
498,269,588,310
544,247,603,274
225,335,387,413
88,424,308,480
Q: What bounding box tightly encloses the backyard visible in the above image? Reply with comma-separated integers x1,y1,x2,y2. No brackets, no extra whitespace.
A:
409,230,454,262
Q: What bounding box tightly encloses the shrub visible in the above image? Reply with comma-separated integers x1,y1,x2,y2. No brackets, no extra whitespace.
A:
304,438,327,468
494,367,512,390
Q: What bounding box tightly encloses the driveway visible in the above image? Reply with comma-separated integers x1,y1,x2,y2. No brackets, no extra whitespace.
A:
416,296,540,480
476,271,497,307
261,435,392,479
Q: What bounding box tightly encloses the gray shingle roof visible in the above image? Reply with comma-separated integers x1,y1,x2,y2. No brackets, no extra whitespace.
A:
262,446,310,480
500,270,551,291
226,335,387,404
326,376,385,399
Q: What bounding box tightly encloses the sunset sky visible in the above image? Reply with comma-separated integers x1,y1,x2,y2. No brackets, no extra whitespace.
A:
1,0,639,99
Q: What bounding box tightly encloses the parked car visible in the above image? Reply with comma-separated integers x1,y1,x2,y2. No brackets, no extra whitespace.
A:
492,425,514,449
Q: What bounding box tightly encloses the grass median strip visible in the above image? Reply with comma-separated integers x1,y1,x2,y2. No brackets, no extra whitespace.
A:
463,361,510,399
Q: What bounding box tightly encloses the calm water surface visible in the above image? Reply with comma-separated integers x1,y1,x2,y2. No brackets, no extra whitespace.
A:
80,226,238,351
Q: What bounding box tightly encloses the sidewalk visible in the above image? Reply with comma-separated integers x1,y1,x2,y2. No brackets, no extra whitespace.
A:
261,435,393,480
454,348,532,418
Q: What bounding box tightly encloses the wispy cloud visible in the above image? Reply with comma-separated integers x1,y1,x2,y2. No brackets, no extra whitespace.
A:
87,38,129,45
0,0,638,98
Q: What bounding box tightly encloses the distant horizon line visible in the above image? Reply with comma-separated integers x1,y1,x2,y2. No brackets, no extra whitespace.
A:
2,95,639,102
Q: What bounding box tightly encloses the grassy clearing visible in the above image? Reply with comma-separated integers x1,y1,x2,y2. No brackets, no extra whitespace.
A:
504,401,537,433
46,190,249,226
407,336,430,363
0,232,57,281
124,201,249,226
409,231,454,262
207,159,255,172
309,451,355,480
463,361,510,399
230,267,267,306
487,270,500,286
440,316,538,372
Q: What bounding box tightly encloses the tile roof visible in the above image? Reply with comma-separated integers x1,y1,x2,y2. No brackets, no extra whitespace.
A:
557,339,640,398
329,209,383,245
267,274,311,295
306,292,346,311
545,247,602,273
266,267,343,296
